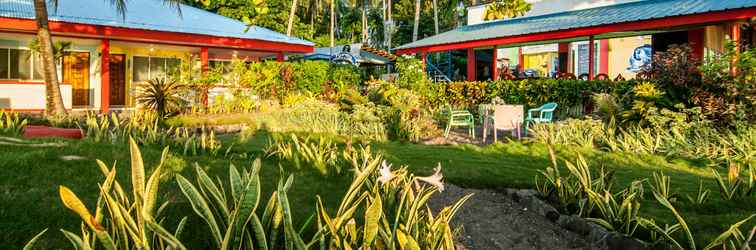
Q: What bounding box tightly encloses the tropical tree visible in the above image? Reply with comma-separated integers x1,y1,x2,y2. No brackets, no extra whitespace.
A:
484,0,531,21
412,0,421,41
34,0,182,116
286,0,300,35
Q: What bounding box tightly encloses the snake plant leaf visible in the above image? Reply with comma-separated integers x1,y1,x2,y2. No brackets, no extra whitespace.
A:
60,229,92,250
176,174,223,248
129,137,146,202
278,175,307,250
22,228,47,250
229,163,242,203
363,195,382,247
142,164,163,218
653,191,696,250
145,218,187,250
221,160,261,250
250,214,269,250
195,164,230,221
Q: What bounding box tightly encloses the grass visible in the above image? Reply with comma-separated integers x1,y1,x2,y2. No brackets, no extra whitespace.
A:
1,132,754,248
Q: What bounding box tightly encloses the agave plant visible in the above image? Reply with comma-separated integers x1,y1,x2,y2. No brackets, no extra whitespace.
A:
58,138,186,249
136,78,186,119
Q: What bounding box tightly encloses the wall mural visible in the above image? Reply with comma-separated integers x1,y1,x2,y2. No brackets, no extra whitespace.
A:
627,44,652,72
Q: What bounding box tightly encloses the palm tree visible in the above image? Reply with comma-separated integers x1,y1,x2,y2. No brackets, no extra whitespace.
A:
331,0,336,46
432,0,438,34
286,0,300,36
412,0,421,41
34,0,181,116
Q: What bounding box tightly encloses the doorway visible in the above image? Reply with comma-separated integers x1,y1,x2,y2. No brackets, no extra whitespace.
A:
63,52,90,107
109,54,126,106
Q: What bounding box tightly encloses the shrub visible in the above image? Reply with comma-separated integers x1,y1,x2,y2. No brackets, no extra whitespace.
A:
136,78,186,119
0,110,28,136
292,60,329,94
328,64,362,91
395,57,429,92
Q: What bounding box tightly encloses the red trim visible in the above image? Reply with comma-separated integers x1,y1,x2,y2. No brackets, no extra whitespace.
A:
276,52,285,62
101,39,110,113
588,36,595,80
0,17,314,53
599,39,609,74
467,48,476,81
397,7,756,54
491,46,499,81
730,22,742,75
0,81,71,85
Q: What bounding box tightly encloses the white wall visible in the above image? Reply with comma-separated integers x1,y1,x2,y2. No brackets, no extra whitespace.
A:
0,84,72,110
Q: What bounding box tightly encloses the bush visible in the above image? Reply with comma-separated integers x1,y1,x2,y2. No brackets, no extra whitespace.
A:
395,57,430,92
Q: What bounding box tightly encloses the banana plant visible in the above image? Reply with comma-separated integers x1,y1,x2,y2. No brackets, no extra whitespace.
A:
58,137,186,250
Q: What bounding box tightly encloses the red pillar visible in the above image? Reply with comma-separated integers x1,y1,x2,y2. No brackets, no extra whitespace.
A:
599,39,609,74
492,46,499,81
200,47,209,74
687,28,704,61
467,48,476,81
588,36,595,80
558,42,570,73
517,47,524,72
100,39,110,113
730,23,741,76
276,52,285,62
421,51,427,72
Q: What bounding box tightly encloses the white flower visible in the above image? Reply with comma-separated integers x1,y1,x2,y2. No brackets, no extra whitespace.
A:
377,160,395,184
417,163,444,192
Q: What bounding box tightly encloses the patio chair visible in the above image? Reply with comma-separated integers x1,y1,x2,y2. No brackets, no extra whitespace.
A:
483,104,524,142
524,102,558,136
443,104,475,139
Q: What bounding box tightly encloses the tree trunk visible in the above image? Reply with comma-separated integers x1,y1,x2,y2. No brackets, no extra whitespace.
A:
34,0,66,116
362,0,368,43
330,0,335,47
387,0,392,49
412,0,420,41
433,0,438,34
286,0,299,36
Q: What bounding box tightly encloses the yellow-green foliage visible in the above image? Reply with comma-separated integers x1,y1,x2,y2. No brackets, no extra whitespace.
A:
0,110,27,136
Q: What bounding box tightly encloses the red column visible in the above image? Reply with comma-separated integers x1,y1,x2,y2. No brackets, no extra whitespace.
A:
100,39,110,113
687,28,704,61
492,46,499,81
467,48,476,81
599,39,609,75
421,51,427,72
200,47,209,74
558,42,570,73
517,47,524,72
730,23,741,76
276,52,285,62
588,36,595,80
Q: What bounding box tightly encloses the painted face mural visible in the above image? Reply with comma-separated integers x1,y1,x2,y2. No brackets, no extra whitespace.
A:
627,44,652,72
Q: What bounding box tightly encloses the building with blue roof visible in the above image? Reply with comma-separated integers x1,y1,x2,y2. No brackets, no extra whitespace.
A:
0,0,315,112
396,0,755,82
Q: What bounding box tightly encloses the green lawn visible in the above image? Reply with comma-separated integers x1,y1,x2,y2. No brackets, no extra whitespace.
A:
1,132,753,248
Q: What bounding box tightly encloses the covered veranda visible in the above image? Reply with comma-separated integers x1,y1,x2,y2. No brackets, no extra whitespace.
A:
396,0,756,81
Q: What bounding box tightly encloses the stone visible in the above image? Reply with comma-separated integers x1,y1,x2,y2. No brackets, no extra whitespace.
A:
606,232,647,250
558,215,593,236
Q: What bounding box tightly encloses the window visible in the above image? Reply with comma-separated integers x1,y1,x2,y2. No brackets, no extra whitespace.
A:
132,56,182,82
0,48,44,80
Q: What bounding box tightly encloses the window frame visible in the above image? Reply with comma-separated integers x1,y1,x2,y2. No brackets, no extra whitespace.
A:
131,55,182,82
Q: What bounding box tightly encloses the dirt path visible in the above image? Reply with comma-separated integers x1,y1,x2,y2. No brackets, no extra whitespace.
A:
429,185,597,250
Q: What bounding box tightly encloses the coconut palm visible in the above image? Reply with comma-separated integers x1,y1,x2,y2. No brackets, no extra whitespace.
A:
34,0,182,116
286,0,300,35
412,0,421,41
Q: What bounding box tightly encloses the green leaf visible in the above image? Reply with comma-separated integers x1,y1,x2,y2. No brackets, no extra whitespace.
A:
221,160,262,249
129,137,146,202
363,195,382,247
176,174,223,248
22,228,47,250
60,229,92,250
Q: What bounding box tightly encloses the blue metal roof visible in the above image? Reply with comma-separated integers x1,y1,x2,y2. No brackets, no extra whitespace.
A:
397,0,756,50
0,0,314,47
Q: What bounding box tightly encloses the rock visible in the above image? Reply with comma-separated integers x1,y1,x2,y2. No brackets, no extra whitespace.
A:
518,191,560,222
587,221,610,244
606,232,646,250
557,215,593,236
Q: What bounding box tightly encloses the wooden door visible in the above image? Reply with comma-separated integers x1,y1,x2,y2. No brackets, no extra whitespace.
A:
63,52,90,107
109,54,126,106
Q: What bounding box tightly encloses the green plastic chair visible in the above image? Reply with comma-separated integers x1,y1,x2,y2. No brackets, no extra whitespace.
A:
524,102,557,136
444,104,475,139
